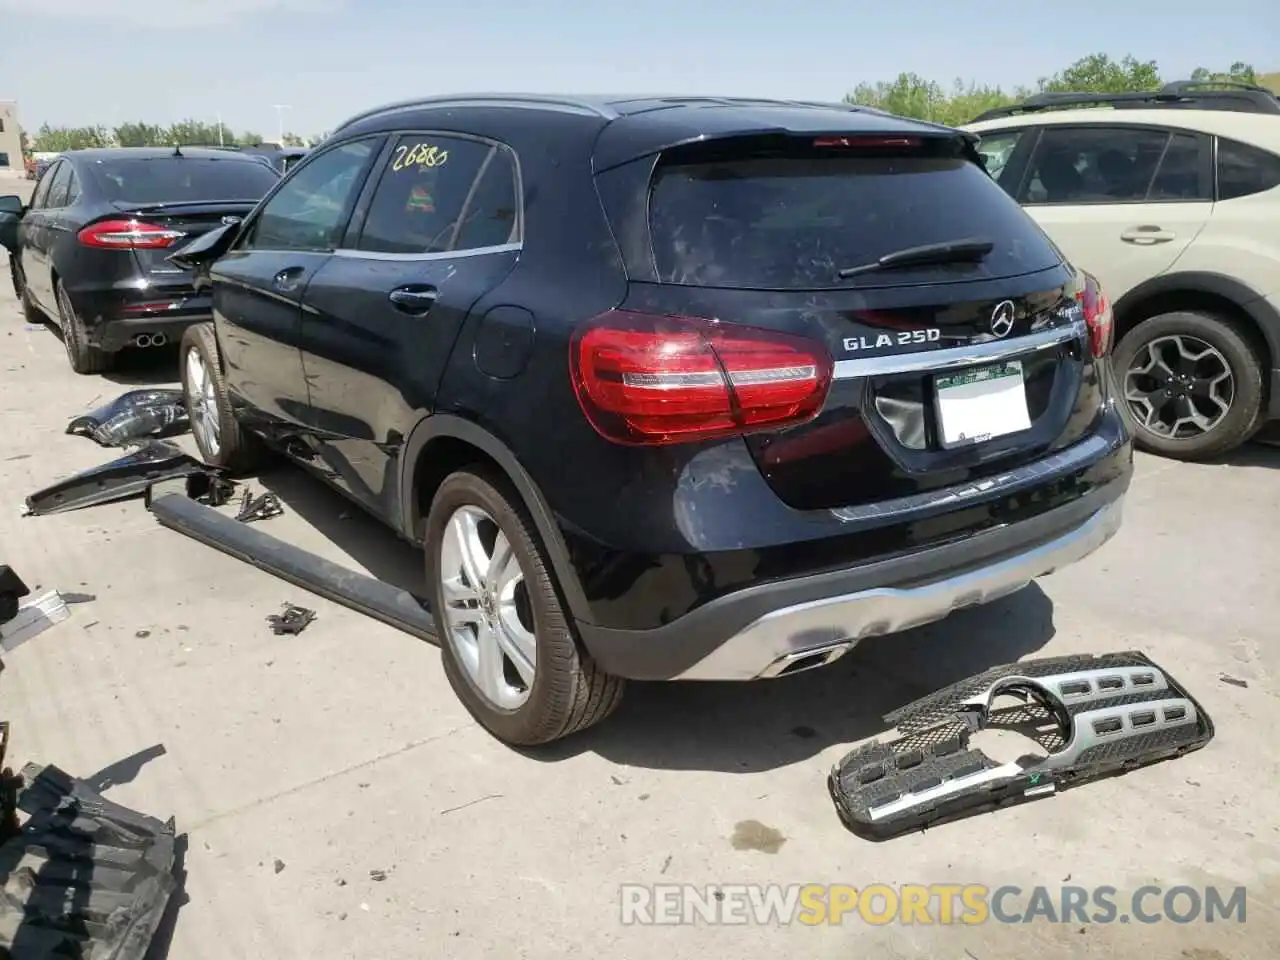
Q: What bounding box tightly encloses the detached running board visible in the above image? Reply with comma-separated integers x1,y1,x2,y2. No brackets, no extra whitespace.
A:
146,489,437,642
828,651,1214,841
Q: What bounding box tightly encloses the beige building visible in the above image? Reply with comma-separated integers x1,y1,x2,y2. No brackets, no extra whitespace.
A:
0,101,24,176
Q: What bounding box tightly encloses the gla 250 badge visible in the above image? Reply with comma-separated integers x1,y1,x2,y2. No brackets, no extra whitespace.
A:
842,328,942,353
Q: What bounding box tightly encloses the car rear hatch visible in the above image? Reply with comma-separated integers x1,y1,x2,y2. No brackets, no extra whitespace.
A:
591,127,1114,512
100,200,259,281
82,154,278,287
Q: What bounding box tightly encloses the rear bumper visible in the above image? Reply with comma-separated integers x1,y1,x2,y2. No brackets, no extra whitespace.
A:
578,475,1128,681
90,313,208,351
66,282,211,352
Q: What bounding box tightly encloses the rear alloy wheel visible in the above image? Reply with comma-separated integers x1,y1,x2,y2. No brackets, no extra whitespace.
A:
1115,311,1263,461
427,469,624,746
179,323,268,474
55,281,113,374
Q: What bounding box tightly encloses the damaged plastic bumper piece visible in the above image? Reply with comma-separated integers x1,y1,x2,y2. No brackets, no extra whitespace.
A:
828,651,1214,841
24,440,215,517
66,389,189,448
0,763,178,959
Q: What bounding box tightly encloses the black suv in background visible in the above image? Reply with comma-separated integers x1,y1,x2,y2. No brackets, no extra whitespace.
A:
0,147,280,373
170,94,1133,746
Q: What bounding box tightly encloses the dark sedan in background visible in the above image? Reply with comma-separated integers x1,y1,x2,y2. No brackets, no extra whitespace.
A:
0,146,280,373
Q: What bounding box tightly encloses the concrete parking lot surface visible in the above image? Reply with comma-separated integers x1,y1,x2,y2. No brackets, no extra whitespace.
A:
1,176,1277,958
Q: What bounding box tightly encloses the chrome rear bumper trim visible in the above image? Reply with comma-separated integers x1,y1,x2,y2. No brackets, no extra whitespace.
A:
674,497,1124,681
832,318,1086,380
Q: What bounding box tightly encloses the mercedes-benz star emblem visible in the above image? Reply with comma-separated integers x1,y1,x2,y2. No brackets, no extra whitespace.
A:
989,300,1016,338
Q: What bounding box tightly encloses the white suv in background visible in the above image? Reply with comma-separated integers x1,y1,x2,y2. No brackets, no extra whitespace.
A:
963,81,1280,460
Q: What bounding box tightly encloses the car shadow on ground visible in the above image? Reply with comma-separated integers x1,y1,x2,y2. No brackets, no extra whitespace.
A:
101,345,181,386
538,586,1055,773
29,316,180,386
1226,432,1280,468
256,463,429,597
253,462,1057,773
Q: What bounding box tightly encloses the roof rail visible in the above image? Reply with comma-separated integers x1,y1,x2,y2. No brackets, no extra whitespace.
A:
330,93,615,134
967,79,1280,123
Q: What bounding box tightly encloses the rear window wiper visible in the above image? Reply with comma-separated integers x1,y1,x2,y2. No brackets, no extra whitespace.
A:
836,238,995,280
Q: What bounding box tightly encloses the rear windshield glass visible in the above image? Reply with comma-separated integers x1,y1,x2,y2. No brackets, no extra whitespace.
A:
91,157,280,204
648,147,1062,289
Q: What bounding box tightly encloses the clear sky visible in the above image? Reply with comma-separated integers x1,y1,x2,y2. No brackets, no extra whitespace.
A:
1,0,1276,138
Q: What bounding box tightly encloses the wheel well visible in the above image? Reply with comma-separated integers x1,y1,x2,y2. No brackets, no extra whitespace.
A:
1115,288,1272,370
1114,287,1273,407
410,436,506,540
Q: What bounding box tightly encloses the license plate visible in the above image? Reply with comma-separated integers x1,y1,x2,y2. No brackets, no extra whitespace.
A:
934,360,1031,448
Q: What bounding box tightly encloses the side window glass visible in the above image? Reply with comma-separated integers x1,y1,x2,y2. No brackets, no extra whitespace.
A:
1148,133,1210,201
974,130,1024,189
454,148,520,250
1020,127,1170,204
45,162,73,208
245,139,377,252
356,135,491,255
29,162,57,209
1217,138,1280,201
64,169,82,206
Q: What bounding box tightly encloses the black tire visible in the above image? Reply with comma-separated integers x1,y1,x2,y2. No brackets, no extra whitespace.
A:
1113,310,1264,461
179,322,269,474
9,258,43,325
425,468,624,746
55,280,113,374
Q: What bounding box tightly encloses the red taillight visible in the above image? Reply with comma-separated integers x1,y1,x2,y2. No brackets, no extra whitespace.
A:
78,219,186,250
569,310,833,446
813,136,921,148
1076,274,1113,359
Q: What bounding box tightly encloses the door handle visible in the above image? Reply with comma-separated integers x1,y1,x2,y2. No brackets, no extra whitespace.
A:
1120,225,1176,245
388,286,438,315
273,267,305,292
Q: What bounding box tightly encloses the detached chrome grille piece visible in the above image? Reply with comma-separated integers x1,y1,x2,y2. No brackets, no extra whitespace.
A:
828,651,1214,841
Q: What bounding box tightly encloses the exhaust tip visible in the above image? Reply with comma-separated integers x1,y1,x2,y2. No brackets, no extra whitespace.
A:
758,640,854,679
151,332,167,347
133,334,152,348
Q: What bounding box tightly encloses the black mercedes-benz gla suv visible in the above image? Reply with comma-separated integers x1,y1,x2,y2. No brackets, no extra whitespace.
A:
169,94,1132,746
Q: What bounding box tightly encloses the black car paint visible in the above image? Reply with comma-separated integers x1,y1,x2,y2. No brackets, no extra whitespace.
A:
179,96,1132,666
2,148,278,352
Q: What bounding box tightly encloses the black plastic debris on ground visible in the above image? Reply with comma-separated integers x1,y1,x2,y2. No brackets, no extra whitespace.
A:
828,651,1214,842
267,603,315,635
25,441,210,517
0,762,178,959
0,566,30,627
184,472,237,507
235,488,283,523
66,390,189,448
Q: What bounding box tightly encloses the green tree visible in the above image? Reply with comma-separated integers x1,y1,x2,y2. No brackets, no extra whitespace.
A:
1190,62,1258,85
167,118,235,146
32,123,111,151
281,131,306,147
1038,54,1161,93
237,131,265,147
845,53,1266,126
113,121,168,147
